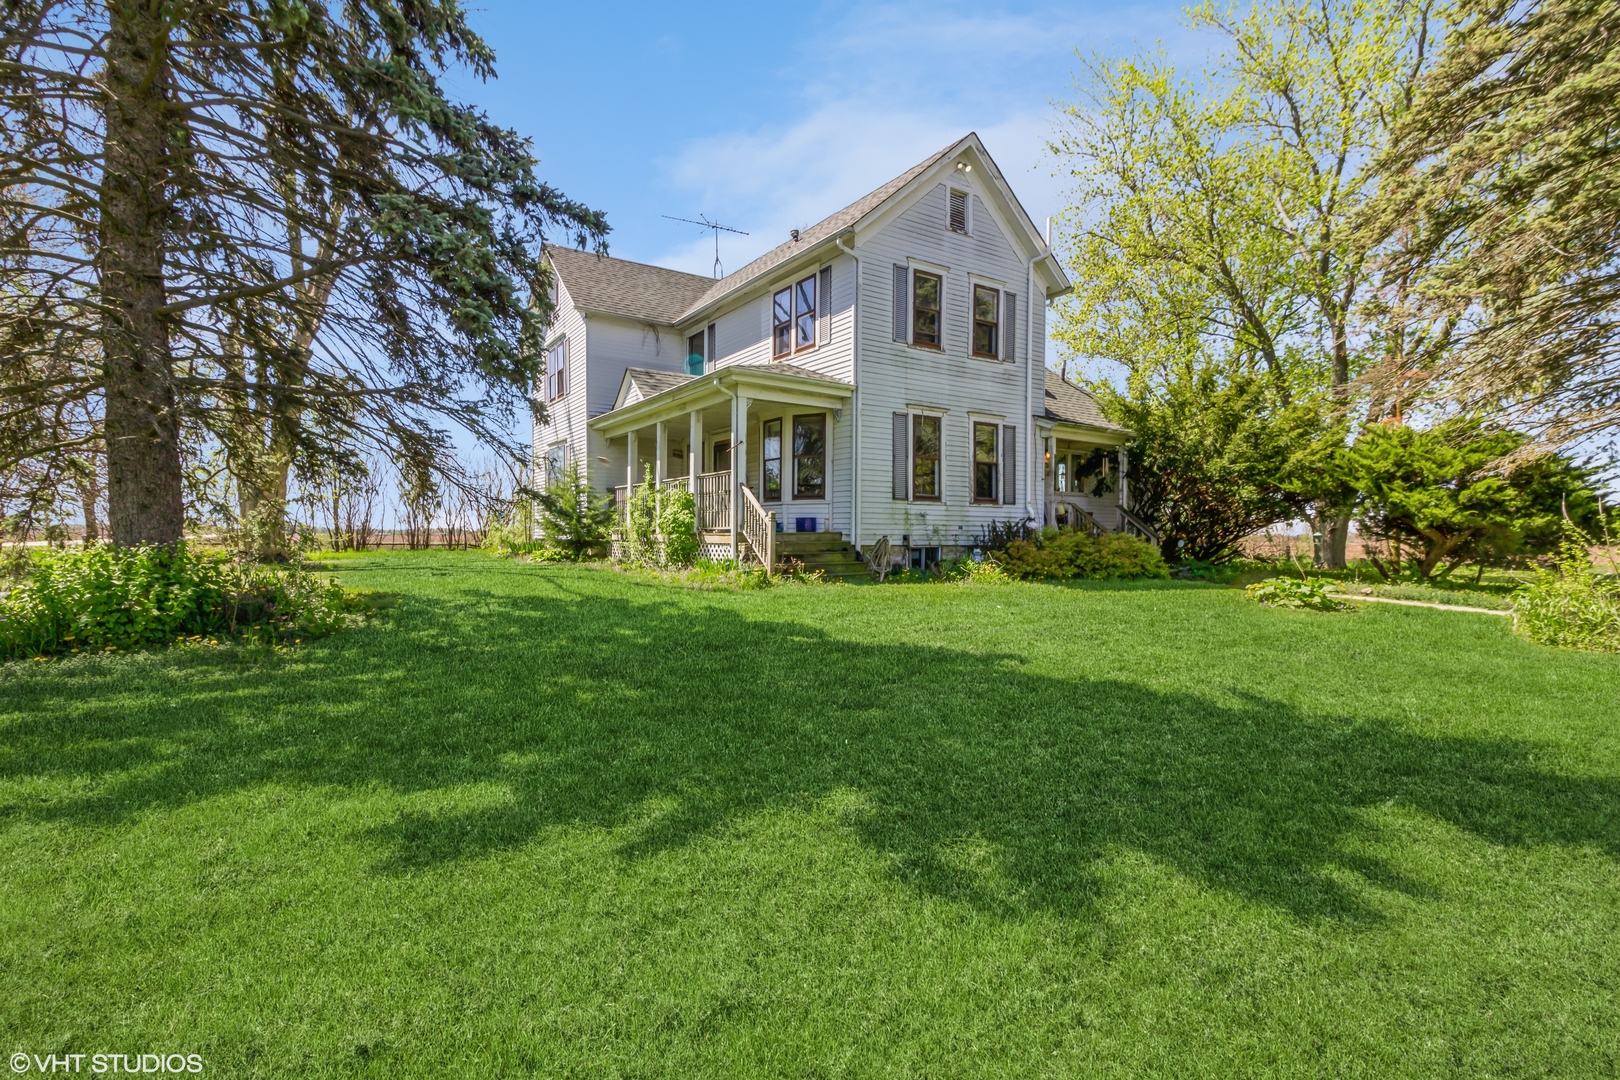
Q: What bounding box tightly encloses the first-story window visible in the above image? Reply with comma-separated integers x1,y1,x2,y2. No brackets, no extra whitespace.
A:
773,287,793,357
973,423,999,502
762,418,782,501
912,414,941,499
545,443,567,487
912,270,941,348
972,285,999,358
545,339,567,401
793,414,825,499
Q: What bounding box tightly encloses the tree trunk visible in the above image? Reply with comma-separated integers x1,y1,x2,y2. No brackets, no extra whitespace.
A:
1321,511,1351,570
74,472,102,545
100,3,182,547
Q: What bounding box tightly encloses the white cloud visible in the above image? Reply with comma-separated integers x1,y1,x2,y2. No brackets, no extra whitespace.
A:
643,0,1205,298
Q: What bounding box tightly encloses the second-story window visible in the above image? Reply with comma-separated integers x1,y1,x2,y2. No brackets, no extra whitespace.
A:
774,275,819,358
545,340,567,401
912,270,941,349
773,287,792,357
972,285,1000,359
795,274,817,350
686,331,705,376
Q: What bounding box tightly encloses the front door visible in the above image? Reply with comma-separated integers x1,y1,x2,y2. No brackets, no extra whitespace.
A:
712,438,731,473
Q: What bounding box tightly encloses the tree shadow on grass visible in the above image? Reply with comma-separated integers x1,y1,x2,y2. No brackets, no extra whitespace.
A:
2,580,1616,925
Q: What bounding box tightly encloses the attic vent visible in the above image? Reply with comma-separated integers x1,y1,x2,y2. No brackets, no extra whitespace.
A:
948,190,968,234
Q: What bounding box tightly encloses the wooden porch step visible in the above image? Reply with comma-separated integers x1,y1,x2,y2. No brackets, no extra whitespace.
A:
773,532,871,581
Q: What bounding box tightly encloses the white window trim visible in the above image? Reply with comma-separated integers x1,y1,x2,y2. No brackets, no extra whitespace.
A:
967,281,1009,365
768,267,827,356
968,419,1003,505
903,263,948,354
907,408,950,505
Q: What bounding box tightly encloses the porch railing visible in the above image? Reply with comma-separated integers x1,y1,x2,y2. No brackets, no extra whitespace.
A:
739,483,775,573
694,470,730,532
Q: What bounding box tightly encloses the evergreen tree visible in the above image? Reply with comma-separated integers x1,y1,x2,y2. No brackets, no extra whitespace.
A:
1,0,607,546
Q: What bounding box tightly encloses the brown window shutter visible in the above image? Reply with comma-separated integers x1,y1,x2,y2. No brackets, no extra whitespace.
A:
892,413,909,499
819,265,832,344
892,265,908,342
707,323,717,365
1002,293,1016,363
1002,424,1017,505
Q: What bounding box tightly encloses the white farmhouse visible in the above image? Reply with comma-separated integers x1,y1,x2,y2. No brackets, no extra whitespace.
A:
532,133,1153,577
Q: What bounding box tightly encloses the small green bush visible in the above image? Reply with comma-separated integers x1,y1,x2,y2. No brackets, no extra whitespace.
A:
658,488,699,567
0,543,358,659
999,529,1169,581
1246,576,1349,612
1512,534,1620,651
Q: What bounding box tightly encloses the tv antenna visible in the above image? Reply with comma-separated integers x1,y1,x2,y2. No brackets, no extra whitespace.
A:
663,214,749,278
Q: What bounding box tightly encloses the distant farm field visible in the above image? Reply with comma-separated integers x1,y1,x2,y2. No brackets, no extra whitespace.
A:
3,551,1617,1077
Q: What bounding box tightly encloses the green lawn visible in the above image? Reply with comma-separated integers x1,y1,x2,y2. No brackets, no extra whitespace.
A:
3,551,1618,1078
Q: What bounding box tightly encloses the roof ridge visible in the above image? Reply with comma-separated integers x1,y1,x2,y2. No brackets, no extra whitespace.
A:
676,135,972,321
545,244,714,284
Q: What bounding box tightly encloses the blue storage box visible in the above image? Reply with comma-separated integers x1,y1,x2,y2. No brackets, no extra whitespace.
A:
795,517,817,533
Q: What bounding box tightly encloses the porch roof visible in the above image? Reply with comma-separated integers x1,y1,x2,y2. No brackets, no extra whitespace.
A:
589,363,854,438
1038,371,1131,445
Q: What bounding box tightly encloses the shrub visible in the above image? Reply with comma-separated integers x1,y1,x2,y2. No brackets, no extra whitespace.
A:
0,543,357,659
1512,532,1620,652
974,518,1034,553
999,529,1169,581
535,460,615,559
1246,576,1349,611
658,487,699,567
482,497,541,558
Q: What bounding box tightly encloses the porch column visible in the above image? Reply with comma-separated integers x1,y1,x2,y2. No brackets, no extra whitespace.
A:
1117,447,1129,529
626,430,638,491
655,420,667,485
730,393,749,557
688,410,701,488
1044,436,1057,527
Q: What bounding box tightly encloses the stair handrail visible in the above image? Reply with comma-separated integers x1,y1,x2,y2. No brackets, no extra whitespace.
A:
739,483,775,574
1118,506,1160,547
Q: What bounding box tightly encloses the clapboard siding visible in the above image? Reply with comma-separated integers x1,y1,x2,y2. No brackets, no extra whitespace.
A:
530,279,592,489
695,252,856,381
851,181,1042,548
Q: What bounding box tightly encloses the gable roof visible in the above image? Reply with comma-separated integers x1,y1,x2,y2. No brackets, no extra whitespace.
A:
545,133,1064,329
614,366,693,409
1042,370,1128,434
544,245,713,324
675,140,961,321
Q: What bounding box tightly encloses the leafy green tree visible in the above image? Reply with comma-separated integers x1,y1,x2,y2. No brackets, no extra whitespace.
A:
1348,418,1609,579
535,460,613,561
1367,0,1620,449
1106,371,1329,563
1,0,607,547
1050,0,1439,565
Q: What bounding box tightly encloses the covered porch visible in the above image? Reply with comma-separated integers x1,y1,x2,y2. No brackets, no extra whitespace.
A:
590,364,855,568
1038,422,1156,545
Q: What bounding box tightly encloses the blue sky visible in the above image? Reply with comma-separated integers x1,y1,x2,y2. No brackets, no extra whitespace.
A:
453,0,1203,282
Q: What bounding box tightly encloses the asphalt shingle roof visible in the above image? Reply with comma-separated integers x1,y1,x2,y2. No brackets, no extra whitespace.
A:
1043,370,1127,433
544,245,713,324
545,137,966,328
621,367,693,399
676,140,961,321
